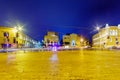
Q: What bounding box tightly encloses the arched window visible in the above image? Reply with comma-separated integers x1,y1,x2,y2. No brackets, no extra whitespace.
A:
116,30,118,35
3,32,9,37
13,37,16,43
110,30,112,35
113,30,115,35
72,40,75,46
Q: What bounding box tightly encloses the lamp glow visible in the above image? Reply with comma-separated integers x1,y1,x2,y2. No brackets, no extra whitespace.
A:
81,38,83,42
96,27,100,31
18,27,23,31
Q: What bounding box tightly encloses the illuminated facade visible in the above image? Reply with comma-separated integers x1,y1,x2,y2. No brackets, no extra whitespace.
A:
44,31,59,46
63,33,88,47
92,24,120,48
0,26,37,48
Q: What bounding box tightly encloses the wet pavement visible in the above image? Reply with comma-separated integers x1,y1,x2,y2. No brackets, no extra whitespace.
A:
0,50,120,80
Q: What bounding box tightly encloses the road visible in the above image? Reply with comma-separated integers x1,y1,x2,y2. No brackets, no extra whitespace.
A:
0,50,120,80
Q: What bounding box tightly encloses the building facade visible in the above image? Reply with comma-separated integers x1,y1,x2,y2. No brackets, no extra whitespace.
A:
92,24,120,48
63,33,89,47
44,31,59,47
0,26,37,48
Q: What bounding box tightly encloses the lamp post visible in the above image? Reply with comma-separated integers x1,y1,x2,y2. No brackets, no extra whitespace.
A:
14,26,23,48
96,26,101,49
80,38,83,47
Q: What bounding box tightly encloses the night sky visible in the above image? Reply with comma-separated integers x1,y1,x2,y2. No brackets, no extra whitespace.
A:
0,0,120,41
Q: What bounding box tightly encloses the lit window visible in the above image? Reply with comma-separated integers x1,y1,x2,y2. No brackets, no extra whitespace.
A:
113,30,115,35
72,40,75,46
106,32,108,35
110,30,112,35
116,30,118,35
110,38,112,42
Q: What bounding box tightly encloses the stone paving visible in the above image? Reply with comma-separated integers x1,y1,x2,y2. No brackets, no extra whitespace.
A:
0,50,120,80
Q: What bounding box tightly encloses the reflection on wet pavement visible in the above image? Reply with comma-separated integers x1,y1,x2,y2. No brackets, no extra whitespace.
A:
7,52,16,64
50,51,58,61
0,50,120,80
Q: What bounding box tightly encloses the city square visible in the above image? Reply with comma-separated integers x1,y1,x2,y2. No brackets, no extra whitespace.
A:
0,49,120,80
1,0,120,80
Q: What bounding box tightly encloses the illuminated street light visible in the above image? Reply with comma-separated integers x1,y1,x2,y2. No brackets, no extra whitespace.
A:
18,27,23,31
15,22,24,32
96,26,101,48
13,23,24,48
13,26,23,33
81,38,83,42
96,26,100,31
80,38,84,47
13,23,24,32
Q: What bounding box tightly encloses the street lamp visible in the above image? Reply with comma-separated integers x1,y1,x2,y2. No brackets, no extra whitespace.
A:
96,26,100,31
13,26,23,32
80,38,83,42
13,26,23,48
80,38,84,47
96,26,101,48
18,26,23,31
